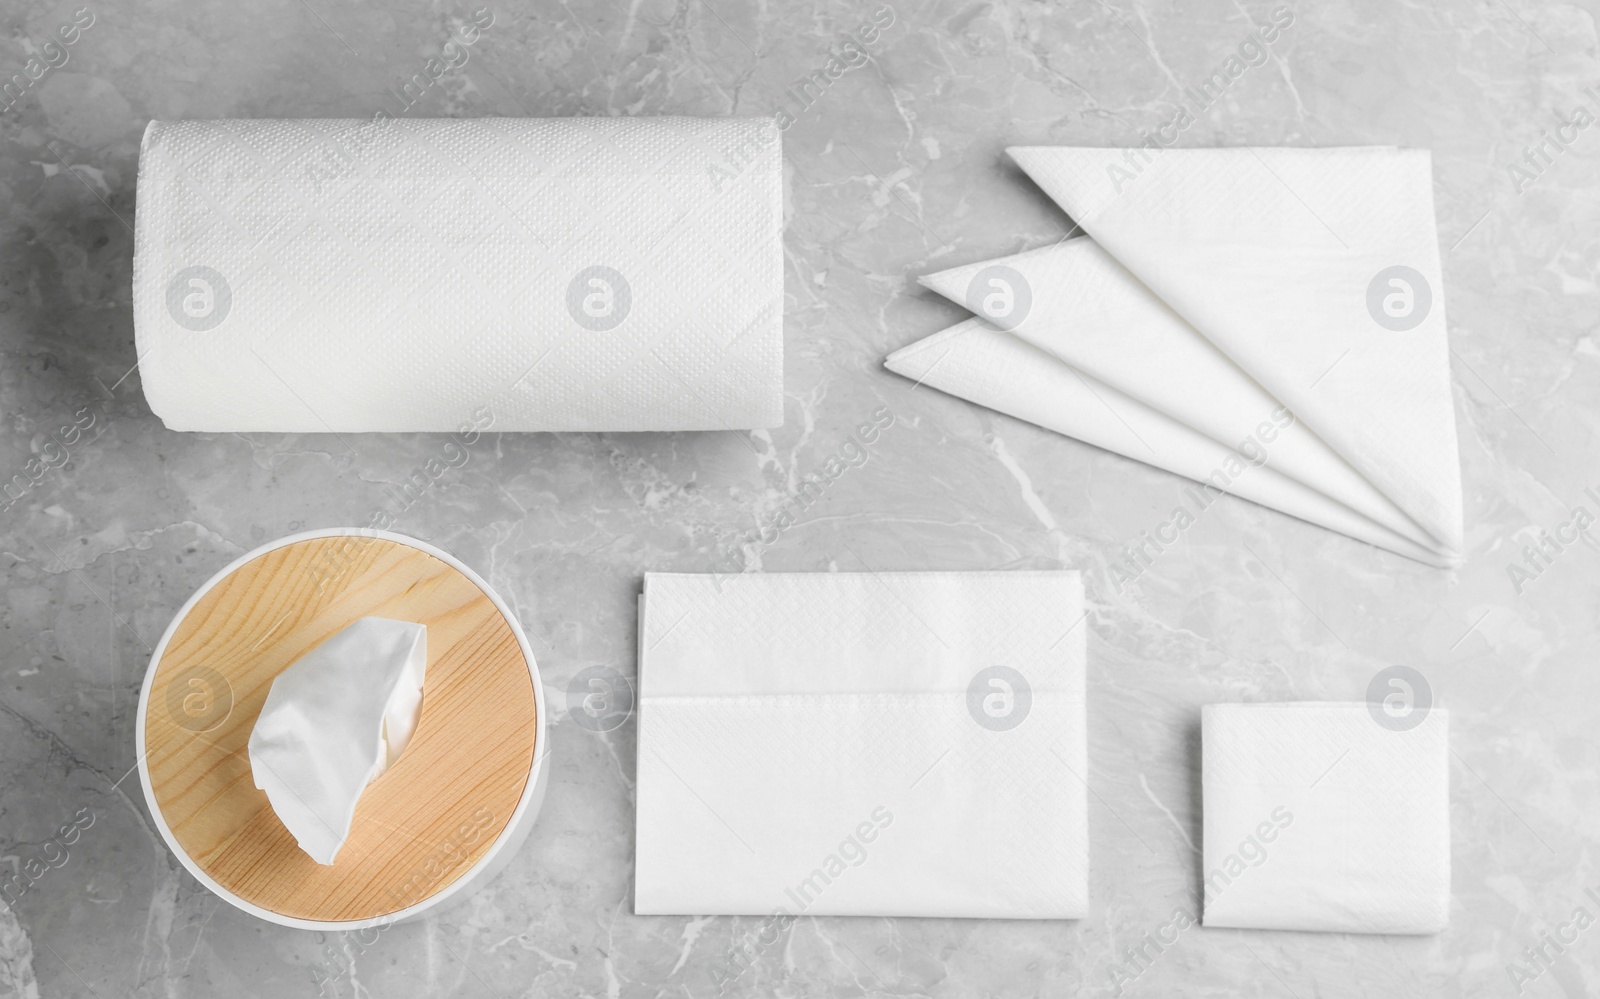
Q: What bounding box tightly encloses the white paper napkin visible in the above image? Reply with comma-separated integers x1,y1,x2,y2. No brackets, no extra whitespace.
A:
915,239,1449,562
1202,702,1450,934
885,321,1451,566
132,117,784,432
634,571,1089,918
1006,146,1461,556
248,617,428,865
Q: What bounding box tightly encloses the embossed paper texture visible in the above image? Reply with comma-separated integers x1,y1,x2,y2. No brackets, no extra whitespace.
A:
1201,702,1450,934
132,117,784,432
890,147,1461,567
634,571,1089,919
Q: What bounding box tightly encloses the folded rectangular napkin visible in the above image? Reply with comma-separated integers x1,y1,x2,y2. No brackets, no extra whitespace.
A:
634,571,1088,918
1202,702,1450,934
133,117,783,432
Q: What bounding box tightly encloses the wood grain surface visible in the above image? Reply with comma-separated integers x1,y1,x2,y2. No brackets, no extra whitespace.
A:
142,535,537,922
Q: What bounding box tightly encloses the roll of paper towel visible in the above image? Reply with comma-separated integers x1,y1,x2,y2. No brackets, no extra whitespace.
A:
131,117,784,432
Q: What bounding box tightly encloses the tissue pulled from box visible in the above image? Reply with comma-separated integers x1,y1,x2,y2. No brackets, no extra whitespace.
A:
248,616,427,865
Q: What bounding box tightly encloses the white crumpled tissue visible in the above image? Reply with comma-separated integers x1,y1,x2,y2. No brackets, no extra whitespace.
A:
248,617,428,865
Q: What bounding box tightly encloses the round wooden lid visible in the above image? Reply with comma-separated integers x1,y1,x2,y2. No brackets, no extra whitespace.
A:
138,532,540,924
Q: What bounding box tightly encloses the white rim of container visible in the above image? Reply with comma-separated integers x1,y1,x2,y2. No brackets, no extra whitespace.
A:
134,528,548,931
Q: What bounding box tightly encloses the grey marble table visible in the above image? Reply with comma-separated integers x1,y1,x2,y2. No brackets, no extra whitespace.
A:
2,0,1598,995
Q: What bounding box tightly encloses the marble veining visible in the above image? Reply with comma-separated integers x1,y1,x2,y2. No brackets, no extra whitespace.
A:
1,0,1598,995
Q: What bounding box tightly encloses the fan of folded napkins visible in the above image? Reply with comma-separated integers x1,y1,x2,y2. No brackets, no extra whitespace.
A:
886,146,1463,567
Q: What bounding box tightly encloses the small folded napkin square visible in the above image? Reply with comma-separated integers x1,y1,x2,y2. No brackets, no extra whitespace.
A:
634,571,1088,918
248,617,428,865
1201,702,1449,934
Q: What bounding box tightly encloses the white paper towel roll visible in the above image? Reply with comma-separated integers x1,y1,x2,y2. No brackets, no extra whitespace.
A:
131,117,784,432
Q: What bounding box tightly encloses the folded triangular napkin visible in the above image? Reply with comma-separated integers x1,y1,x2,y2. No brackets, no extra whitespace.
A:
1005,146,1461,557
248,617,428,865
915,239,1450,562
885,323,1450,565
1202,702,1450,934
634,571,1088,918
